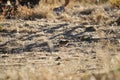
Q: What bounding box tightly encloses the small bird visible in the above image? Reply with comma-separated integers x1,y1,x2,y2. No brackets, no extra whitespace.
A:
58,39,69,47
53,0,70,15
53,5,65,15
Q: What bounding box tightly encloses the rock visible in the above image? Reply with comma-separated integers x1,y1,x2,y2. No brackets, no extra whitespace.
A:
55,56,61,61
1,55,9,58
85,27,96,32
11,47,24,54
24,23,29,27
116,17,120,26
0,47,8,54
56,62,61,65
80,9,94,15
58,39,69,47
80,35,92,42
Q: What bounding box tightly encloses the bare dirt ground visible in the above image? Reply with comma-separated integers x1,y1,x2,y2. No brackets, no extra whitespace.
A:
0,3,120,80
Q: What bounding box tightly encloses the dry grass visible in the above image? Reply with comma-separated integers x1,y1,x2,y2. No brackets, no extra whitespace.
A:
16,6,33,19
0,65,120,80
0,15,5,21
0,0,120,80
16,1,57,20
109,0,120,7
0,0,111,20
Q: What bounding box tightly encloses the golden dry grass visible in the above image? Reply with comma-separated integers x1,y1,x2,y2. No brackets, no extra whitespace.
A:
0,0,120,80
109,0,120,7
0,0,111,20
0,64,120,80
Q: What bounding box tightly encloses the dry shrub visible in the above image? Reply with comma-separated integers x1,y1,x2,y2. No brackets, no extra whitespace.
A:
17,6,33,19
96,39,120,71
90,8,110,25
0,15,5,21
15,0,57,19
0,0,111,20
34,5,53,19
109,0,120,7
99,0,109,3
